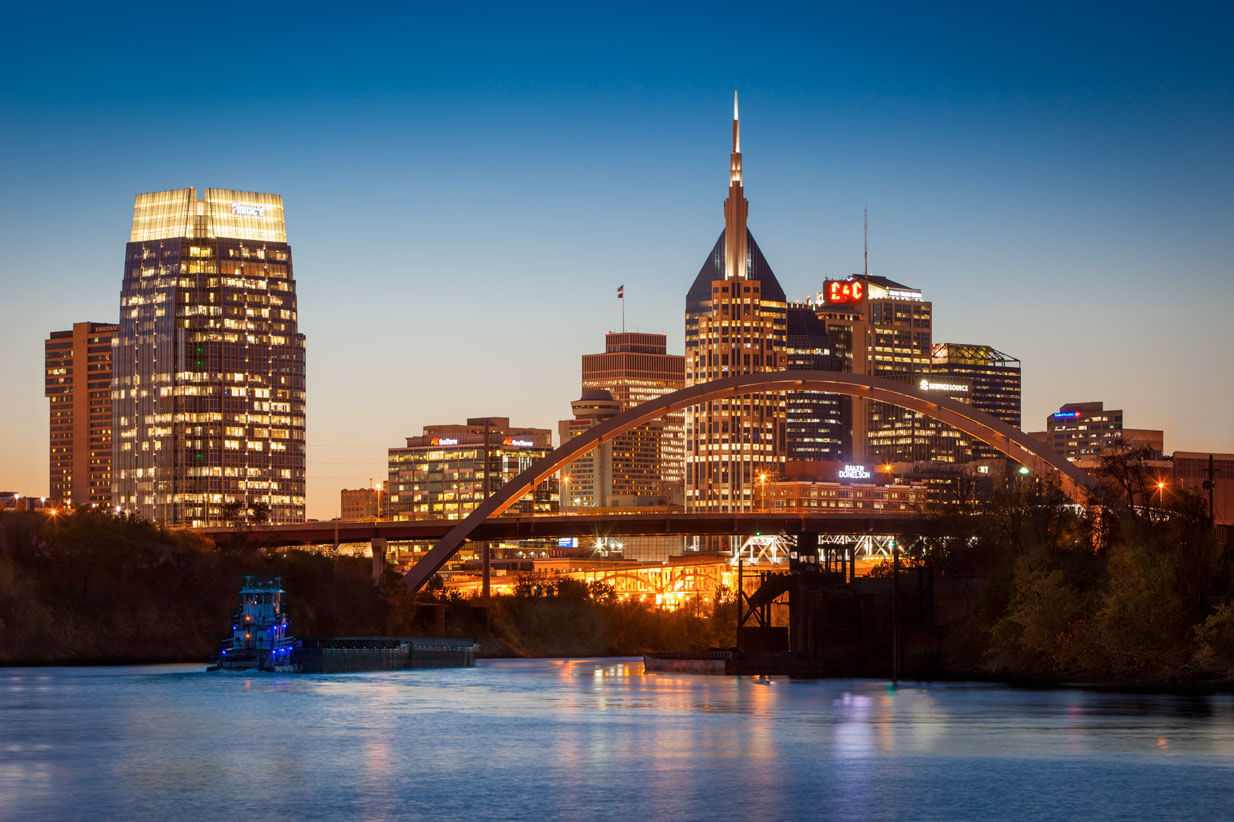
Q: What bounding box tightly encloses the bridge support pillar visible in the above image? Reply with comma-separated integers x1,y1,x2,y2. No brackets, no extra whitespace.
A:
481,542,491,599
371,537,388,585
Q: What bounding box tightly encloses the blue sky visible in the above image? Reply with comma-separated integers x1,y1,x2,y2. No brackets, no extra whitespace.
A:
2,1,1231,519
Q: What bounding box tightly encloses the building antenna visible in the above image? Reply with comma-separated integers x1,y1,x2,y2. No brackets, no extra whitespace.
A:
863,204,869,276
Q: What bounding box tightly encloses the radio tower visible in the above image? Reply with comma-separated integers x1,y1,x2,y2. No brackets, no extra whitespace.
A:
863,205,869,276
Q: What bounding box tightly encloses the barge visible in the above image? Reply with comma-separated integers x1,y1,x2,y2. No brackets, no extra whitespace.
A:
208,575,478,673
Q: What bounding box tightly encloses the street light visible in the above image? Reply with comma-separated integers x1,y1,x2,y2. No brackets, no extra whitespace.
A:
758,472,767,511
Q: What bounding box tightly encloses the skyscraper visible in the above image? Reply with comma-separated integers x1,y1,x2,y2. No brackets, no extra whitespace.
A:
45,321,119,507
112,188,306,526
928,343,1022,461
813,274,932,462
558,389,663,509
785,305,845,461
579,331,685,500
684,95,787,515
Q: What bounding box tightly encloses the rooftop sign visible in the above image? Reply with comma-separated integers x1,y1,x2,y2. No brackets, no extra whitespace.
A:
230,202,266,217
919,378,969,393
824,279,865,305
837,464,872,480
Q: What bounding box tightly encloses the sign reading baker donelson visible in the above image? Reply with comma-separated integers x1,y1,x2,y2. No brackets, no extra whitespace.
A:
837,464,872,480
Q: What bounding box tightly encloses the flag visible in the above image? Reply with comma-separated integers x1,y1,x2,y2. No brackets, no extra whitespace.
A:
617,285,624,299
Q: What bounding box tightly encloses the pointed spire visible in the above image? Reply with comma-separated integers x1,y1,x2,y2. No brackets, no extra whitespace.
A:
733,91,740,153
724,92,748,279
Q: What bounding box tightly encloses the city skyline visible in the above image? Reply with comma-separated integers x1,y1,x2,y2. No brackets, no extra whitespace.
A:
2,3,1232,520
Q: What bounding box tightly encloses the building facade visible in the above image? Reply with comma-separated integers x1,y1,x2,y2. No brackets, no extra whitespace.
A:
340,486,389,521
785,304,846,461
684,96,787,516
580,331,684,499
45,322,119,508
1172,452,1234,526
770,460,927,513
558,389,664,510
387,417,556,521
925,343,1021,462
812,275,933,462
1030,401,1163,464
112,188,306,526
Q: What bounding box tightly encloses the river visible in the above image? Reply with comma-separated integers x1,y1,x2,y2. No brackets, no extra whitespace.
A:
1,660,1232,820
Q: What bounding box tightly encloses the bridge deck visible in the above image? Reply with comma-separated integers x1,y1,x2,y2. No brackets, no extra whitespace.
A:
197,511,924,547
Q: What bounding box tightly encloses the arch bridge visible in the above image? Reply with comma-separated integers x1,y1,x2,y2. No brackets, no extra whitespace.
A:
403,369,1095,592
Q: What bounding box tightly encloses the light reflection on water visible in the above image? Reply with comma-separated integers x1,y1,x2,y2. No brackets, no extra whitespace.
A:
0,661,1232,820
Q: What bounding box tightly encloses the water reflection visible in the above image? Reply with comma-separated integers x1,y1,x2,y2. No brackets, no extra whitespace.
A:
0,663,1232,820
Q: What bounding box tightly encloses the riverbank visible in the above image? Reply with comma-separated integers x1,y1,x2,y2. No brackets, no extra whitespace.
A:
3,485,1232,686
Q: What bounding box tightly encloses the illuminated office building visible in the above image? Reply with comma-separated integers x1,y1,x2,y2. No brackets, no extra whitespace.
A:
812,275,932,462
1029,402,1163,464
558,389,664,509
684,95,787,515
769,461,927,514
112,188,306,526
580,331,685,499
387,418,556,521
785,305,846,461
44,321,119,507
929,343,1021,461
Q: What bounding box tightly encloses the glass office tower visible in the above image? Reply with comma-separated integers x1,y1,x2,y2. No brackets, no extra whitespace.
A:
113,188,306,526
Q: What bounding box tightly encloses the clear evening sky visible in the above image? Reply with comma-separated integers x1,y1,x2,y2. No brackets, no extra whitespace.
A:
2,1,1231,519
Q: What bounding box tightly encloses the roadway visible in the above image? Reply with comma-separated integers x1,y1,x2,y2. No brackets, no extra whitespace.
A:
197,510,925,547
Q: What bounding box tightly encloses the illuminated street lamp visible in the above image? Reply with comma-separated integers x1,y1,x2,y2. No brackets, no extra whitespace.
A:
758,472,768,511
370,479,384,522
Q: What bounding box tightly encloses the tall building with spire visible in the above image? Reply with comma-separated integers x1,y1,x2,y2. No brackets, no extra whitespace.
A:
684,95,788,517
112,188,306,526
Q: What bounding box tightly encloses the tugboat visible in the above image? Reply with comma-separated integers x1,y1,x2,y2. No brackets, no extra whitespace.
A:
207,575,299,672
208,575,481,673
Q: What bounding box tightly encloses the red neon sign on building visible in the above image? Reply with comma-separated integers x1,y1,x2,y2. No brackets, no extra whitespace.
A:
825,279,865,304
